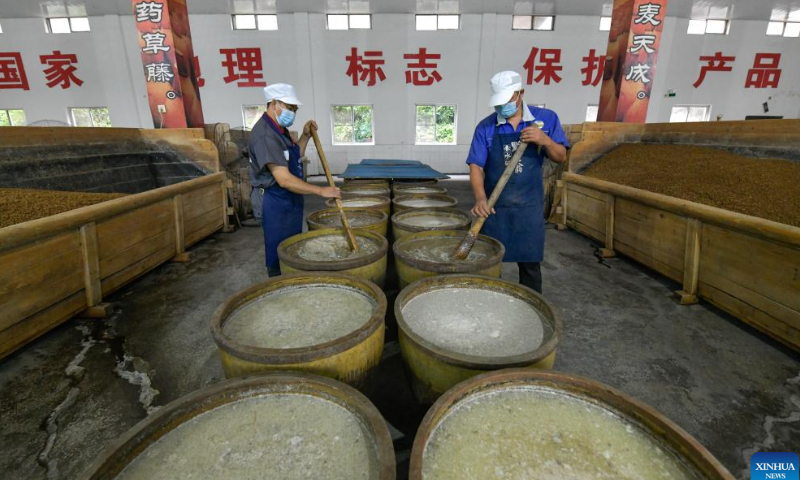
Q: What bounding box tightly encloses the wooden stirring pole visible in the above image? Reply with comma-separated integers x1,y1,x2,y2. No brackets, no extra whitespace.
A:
453,142,529,260
309,125,359,252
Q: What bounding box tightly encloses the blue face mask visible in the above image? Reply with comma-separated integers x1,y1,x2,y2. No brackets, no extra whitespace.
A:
277,106,295,127
495,100,519,118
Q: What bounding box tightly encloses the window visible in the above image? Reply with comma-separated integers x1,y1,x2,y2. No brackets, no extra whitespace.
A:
327,14,371,30
0,109,26,126
242,105,267,130
669,105,711,123
332,105,373,145
599,16,612,31
69,107,111,127
0,20,4,33
511,15,555,31
512,15,532,30
416,14,459,30
415,105,456,145
687,19,729,35
585,105,599,122
46,16,90,33
767,21,800,37
232,14,278,30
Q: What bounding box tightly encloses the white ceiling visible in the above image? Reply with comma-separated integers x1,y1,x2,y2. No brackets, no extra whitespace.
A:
0,0,798,20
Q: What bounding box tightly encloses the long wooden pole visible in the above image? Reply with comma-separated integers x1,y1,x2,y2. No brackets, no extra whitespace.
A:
454,142,529,260
309,126,359,252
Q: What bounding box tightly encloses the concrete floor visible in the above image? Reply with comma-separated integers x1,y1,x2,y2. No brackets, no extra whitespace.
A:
1,177,798,479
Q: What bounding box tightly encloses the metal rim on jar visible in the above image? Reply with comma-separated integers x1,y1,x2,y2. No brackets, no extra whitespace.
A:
307,208,388,230
393,178,439,184
392,194,458,210
278,228,388,271
340,185,392,197
392,230,504,274
343,178,390,186
391,207,471,234
392,185,448,196
80,372,396,480
395,274,561,368
326,195,391,211
409,369,734,480
210,272,387,364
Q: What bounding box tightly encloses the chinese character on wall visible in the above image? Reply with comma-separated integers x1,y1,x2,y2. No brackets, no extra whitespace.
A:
523,47,563,85
345,48,386,86
220,48,266,87
40,50,83,89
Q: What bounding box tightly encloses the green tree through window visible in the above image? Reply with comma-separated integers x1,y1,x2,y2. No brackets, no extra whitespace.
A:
332,105,373,144
0,109,27,126
416,104,455,144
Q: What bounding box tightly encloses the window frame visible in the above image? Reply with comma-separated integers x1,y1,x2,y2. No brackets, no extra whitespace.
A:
781,21,800,37
511,15,556,31
330,104,375,146
585,104,599,122
327,14,372,30
45,16,90,33
69,107,112,128
415,14,460,31
687,18,730,35
414,104,457,146
348,14,372,29
533,15,555,31
669,104,712,123
599,16,612,31
241,104,268,130
0,108,27,126
231,14,279,31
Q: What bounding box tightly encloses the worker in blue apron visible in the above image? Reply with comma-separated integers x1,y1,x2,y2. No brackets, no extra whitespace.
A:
247,83,340,277
466,71,569,293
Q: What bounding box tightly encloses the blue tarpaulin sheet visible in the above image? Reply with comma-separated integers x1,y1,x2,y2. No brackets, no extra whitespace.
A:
341,160,448,179
360,159,425,166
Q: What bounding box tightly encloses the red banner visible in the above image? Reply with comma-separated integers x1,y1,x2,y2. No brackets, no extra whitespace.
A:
598,0,668,123
167,0,204,127
132,0,187,128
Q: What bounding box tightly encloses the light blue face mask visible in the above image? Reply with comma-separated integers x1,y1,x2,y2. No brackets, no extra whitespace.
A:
495,100,519,118
277,105,296,127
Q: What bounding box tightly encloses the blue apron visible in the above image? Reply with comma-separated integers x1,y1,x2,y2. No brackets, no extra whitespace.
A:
482,129,545,263
261,117,303,272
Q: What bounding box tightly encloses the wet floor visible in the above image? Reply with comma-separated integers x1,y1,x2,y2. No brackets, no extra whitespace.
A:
0,177,798,479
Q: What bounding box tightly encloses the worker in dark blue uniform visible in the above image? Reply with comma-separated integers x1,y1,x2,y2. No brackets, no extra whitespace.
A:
248,83,340,277
466,71,569,293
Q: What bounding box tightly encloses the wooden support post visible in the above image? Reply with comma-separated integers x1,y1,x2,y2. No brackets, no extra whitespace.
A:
221,179,234,233
599,193,616,258
170,194,191,263
556,180,568,230
674,218,701,305
82,303,114,319
78,222,112,318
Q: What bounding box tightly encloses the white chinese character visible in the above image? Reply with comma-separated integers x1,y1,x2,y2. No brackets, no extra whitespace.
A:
146,63,174,82
515,161,524,174
625,63,651,83
634,3,662,26
141,32,169,54
630,34,656,54
135,1,164,23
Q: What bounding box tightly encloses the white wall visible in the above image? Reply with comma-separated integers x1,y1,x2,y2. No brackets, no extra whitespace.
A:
0,12,798,173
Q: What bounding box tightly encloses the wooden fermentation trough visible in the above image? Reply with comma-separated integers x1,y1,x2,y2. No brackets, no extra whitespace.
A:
555,120,800,352
0,127,231,360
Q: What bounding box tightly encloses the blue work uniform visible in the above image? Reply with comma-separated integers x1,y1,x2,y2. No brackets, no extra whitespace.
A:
466,102,569,291
247,114,303,277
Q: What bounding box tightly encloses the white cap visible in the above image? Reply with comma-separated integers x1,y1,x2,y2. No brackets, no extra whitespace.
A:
263,83,303,106
488,71,522,107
